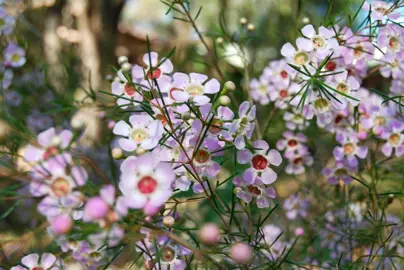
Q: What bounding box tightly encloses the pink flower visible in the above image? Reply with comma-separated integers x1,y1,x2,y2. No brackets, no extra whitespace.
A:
363,1,400,21
11,253,63,270
380,120,404,157
4,42,26,68
119,153,175,212
111,70,143,109
23,127,73,163
167,72,220,106
132,52,174,81
299,24,339,59
113,113,164,151
233,170,276,208
29,158,87,198
237,140,282,184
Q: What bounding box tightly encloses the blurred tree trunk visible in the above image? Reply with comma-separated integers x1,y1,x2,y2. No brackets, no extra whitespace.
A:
43,0,65,93
98,0,125,73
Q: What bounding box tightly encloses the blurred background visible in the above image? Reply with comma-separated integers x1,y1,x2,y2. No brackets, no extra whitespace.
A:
4,0,402,269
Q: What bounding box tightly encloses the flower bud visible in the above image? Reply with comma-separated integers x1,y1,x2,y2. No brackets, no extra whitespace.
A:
118,56,129,65
51,214,73,235
114,76,121,82
112,148,124,159
387,194,394,204
240,17,247,25
163,216,175,227
302,17,310,24
71,118,84,130
295,227,304,236
108,120,116,129
358,130,367,140
121,62,132,72
219,95,231,106
105,74,113,81
83,197,109,222
230,243,252,264
198,223,220,245
181,112,191,121
247,23,255,31
216,37,224,44
224,81,236,91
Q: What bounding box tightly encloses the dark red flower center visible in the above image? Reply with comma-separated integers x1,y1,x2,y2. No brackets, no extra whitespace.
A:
194,150,210,164
279,89,288,98
280,70,288,78
32,267,44,270
335,115,343,124
147,68,162,79
293,157,303,165
43,146,58,160
124,83,136,96
209,120,222,135
252,154,268,170
287,139,298,147
156,114,168,126
247,185,261,195
51,177,71,197
162,246,176,262
137,176,157,194
326,61,336,71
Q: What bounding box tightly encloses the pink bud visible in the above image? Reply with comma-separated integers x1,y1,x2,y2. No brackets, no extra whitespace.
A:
295,227,304,236
108,120,116,129
83,197,109,221
358,131,367,140
198,223,220,245
51,214,73,235
230,243,252,264
98,111,105,119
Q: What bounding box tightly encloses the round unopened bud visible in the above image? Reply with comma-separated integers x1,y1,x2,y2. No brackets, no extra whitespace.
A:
108,120,116,129
181,112,191,121
302,17,310,24
230,243,253,264
51,214,73,235
387,194,394,204
121,62,132,72
247,23,255,31
216,37,224,44
163,216,175,227
136,147,147,156
71,118,84,129
240,17,247,25
224,81,236,91
198,223,221,245
118,56,129,65
219,95,231,106
114,76,121,82
295,227,304,236
112,148,124,159
83,197,109,222
358,130,367,140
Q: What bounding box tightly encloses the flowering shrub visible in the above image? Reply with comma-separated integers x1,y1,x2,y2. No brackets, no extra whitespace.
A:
1,0,404,269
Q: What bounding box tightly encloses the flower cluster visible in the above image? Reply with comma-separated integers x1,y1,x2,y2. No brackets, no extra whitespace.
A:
3,0,404,269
